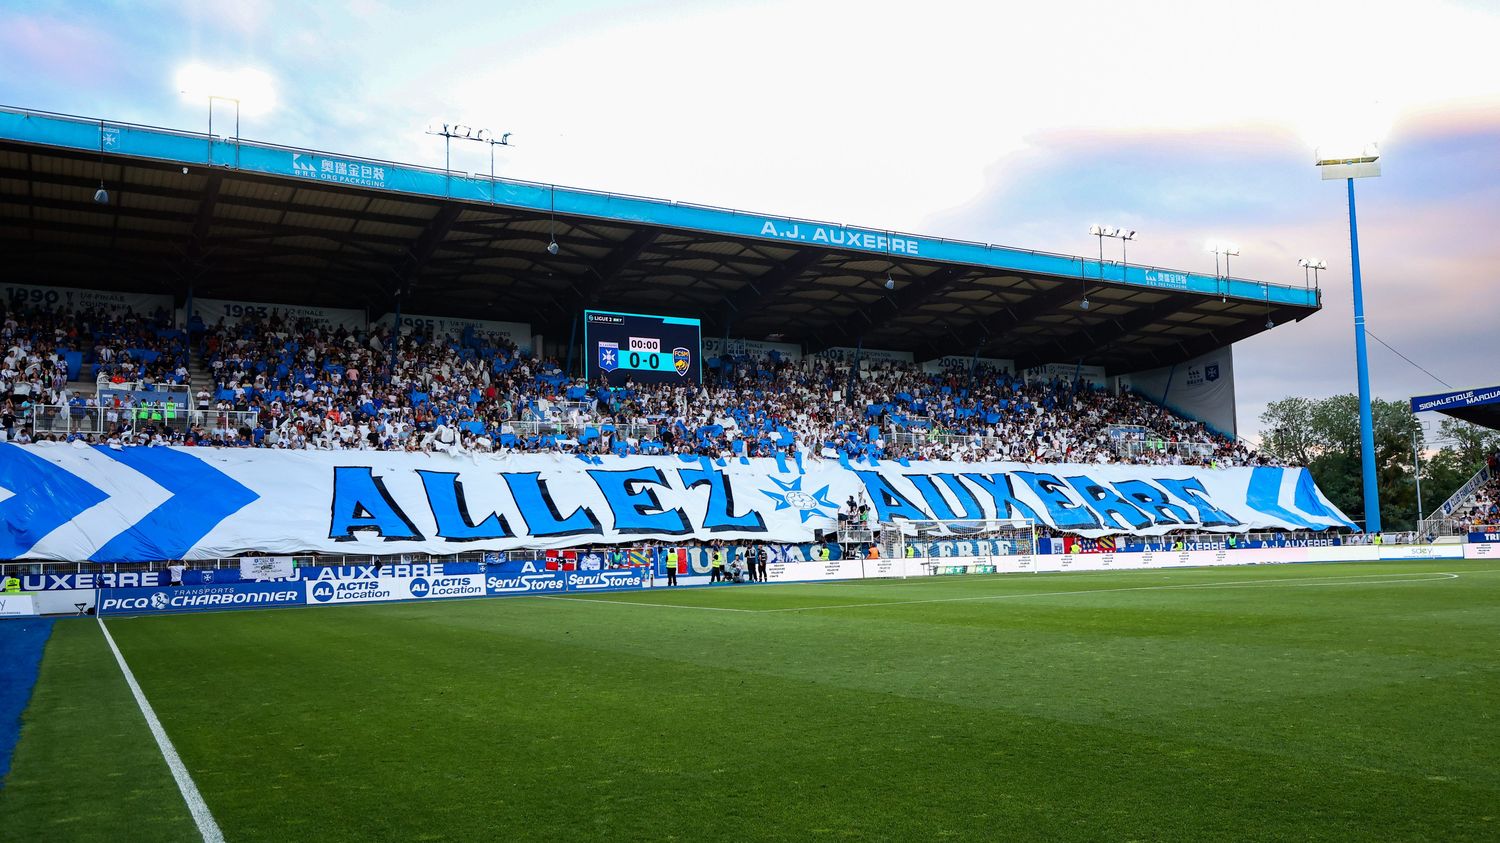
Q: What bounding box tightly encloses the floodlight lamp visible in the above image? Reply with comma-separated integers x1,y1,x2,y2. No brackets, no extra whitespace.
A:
1089,224,1103,236
884,275,896,290
1314,143,1381,167
499,132,513,145
93,186,109,205
546,240,560,256
1226,246,1240,256
174,64,276,115
1119,229,1136,240
1265,318,1275,329
1080,296,1090,310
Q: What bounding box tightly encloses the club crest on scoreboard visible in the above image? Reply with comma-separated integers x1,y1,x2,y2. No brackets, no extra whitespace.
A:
597,341,619,373
673,347,691,376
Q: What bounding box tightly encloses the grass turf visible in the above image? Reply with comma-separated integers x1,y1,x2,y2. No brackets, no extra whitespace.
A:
3,559,1500,841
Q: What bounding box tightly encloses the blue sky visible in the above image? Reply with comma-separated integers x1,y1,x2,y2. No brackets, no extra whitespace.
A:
3,0,1499,438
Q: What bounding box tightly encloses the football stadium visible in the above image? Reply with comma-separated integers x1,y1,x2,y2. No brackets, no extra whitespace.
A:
3,7,1500,840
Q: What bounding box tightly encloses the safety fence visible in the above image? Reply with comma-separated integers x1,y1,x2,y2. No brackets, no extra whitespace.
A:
25,404,258,437
4,540,1496,619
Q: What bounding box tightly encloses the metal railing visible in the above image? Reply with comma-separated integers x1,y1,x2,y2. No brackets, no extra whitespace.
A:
24,404,256,438
888,430,1000,450
502,419,659,441
1113,438,1217,462
1418,461,1494,539
200,409,263,435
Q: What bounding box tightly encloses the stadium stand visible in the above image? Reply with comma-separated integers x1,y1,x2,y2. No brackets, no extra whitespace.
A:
1,301,1272,467
1454,461,1500,532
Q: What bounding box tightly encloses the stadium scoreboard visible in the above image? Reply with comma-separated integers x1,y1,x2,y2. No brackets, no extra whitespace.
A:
584,310,701,385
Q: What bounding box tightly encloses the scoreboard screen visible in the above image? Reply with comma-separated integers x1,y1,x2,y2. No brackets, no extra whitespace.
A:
583,310,702,386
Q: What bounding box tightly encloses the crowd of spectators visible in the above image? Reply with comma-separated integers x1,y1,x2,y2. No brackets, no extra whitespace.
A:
3,306,1273,468
0,305,187,443
1453,455,1500,532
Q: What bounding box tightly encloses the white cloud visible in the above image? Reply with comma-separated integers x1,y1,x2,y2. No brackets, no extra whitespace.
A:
395,0,1500,232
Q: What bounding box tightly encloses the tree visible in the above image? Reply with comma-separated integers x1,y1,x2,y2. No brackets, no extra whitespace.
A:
1435,418,1500,472
1259,394,1421,531
1416,419,1500,518
1262,397,1500,532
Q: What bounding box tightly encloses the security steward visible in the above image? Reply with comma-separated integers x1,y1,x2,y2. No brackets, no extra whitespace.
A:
709,543,726,582
1,572,21,594
662,545,678,587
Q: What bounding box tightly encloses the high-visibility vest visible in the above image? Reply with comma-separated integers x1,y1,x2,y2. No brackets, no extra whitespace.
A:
711,551,724,568
1,576,20,594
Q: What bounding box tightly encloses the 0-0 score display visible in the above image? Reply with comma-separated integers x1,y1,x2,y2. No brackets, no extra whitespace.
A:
583,310,702,386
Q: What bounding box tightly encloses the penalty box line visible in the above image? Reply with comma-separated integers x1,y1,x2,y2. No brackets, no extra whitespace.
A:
97,617,225,843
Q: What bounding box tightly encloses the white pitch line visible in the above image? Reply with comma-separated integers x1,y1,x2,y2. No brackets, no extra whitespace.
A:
536,594,759,612
98,617,225,843
759,571,1462,613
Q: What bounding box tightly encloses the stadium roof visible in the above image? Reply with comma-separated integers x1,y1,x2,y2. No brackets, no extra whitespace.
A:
0,106,1322,372
1411,385,1500,432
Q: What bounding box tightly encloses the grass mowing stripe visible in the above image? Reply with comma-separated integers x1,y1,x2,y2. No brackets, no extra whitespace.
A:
12,559,1498,840
98,617,225,843
537,594,760,612
0,620,197,842
761,570,1462,612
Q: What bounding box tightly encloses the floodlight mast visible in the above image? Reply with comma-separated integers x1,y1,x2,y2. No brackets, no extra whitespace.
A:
1085,225,1135,309
1318,141,1382,533
426,122,513,199
177,65,275,169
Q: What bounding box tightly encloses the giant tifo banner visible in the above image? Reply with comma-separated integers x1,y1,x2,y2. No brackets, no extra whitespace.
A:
0,443,1355,562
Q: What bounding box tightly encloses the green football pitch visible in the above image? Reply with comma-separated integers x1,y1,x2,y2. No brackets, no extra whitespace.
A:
4,559,1500,842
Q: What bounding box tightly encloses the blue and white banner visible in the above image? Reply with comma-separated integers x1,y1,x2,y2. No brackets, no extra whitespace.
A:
20,571,166,591
563,569,646,592
485,570,569,595
98,582,305,615
305,573,486,605
1411,385,1500,413
0,444,1355,562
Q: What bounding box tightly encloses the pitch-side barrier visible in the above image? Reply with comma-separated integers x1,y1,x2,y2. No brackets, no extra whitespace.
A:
3,544,1493,618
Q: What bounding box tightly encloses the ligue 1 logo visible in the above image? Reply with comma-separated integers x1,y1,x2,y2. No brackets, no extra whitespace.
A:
672,347,691,377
